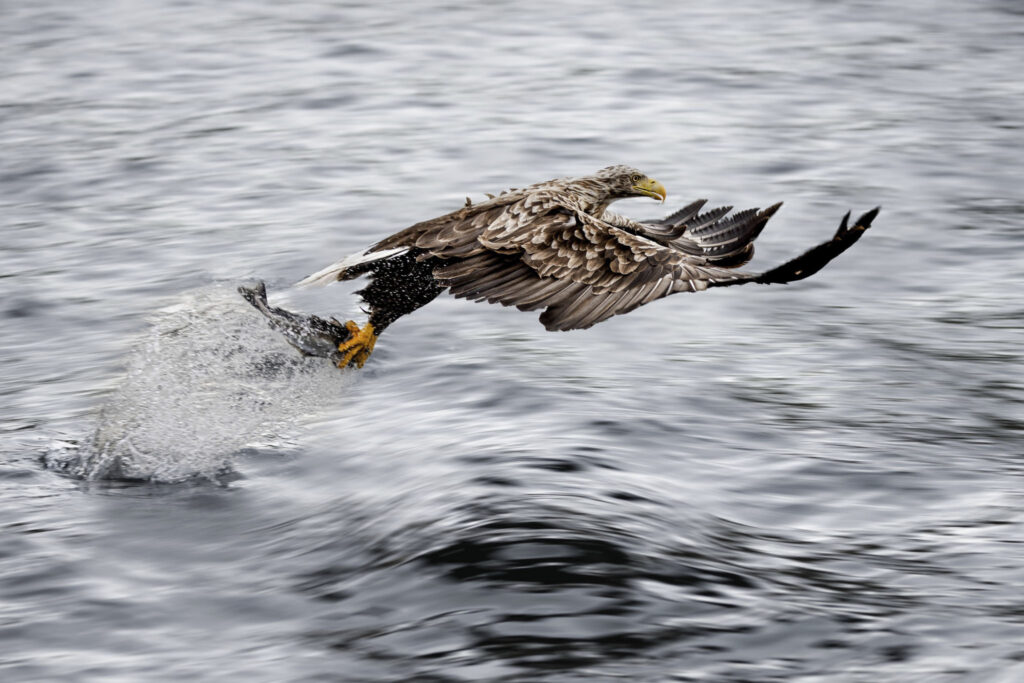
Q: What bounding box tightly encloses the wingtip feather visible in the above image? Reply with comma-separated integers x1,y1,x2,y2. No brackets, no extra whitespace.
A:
857,206,881,228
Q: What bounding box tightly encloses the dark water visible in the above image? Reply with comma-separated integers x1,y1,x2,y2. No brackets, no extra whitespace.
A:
3,1,1024,680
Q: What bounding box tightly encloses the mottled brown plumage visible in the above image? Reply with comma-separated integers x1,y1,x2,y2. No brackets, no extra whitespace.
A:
248,165,878,366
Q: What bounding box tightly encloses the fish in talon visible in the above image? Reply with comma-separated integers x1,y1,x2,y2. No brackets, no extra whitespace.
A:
238,282,352,364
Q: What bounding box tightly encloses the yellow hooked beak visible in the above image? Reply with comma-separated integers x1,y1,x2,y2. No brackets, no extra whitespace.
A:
633,177,667,203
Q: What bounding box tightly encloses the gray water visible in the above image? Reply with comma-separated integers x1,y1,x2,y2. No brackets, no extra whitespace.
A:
3,1,1024,680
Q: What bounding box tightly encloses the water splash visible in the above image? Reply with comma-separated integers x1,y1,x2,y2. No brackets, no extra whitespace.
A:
48,285,352,482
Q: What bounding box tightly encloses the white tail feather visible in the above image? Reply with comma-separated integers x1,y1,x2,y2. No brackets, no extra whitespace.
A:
295,247,411,287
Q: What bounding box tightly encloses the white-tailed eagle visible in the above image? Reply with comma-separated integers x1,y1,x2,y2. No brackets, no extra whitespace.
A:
241,165,878,368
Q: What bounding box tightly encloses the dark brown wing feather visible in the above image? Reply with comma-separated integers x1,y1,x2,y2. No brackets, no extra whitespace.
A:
371,192,525,257
437,204,879,331
433,207,753,331
637,202,782,269
713,207,880,288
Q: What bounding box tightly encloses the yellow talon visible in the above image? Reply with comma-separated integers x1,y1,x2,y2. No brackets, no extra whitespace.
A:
337,321,378,369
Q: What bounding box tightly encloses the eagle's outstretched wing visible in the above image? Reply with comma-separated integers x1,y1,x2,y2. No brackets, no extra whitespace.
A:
728,207,880,286
636,200,781,268
435,206,879,331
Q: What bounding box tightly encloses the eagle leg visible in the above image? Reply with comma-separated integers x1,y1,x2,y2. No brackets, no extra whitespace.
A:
337,321,378,369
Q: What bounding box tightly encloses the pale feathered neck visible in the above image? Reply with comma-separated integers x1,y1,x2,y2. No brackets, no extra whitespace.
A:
556,176,620,217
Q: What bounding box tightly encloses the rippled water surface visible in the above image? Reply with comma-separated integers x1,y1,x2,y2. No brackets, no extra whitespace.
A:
3,1,1024,681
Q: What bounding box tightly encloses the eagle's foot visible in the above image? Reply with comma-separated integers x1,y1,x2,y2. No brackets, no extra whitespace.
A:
337,321,377,369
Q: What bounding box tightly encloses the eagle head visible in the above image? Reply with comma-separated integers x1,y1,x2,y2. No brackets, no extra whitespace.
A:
593,165,667,204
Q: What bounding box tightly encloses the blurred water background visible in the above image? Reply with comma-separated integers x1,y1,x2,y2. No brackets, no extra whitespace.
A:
2,1,1024,680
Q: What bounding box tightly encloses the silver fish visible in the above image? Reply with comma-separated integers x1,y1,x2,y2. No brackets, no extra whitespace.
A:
238,282,351,364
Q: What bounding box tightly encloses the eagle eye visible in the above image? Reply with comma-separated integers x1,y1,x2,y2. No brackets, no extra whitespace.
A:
630,174,641,183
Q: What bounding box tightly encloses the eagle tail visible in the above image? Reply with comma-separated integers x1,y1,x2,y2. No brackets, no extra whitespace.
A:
295,246,411,287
